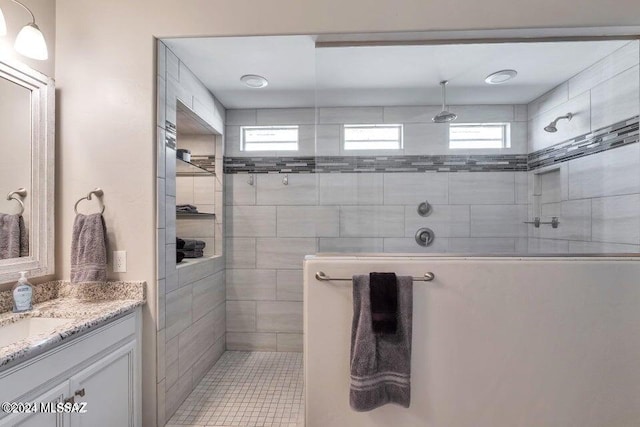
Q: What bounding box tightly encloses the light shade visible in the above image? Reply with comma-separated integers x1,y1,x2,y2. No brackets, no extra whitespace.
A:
240,74,268,88
0,7,7,36
14,23,48,60
485,69,518,85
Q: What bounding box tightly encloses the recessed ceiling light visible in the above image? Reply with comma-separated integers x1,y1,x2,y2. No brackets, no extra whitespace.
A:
485,69,518,85
240,74,268,88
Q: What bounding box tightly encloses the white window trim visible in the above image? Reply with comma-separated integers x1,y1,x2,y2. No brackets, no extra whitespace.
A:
343,124,404,151
448,122,511,150
240,125,299,152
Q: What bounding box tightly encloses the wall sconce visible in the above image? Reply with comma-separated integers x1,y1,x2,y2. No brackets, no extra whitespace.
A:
0,0,48,60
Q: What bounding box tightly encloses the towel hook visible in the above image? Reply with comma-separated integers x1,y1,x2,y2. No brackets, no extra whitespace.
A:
74,188,105,215
6,188,27,216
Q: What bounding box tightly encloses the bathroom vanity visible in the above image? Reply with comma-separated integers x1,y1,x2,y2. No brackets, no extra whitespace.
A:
0,282,145,427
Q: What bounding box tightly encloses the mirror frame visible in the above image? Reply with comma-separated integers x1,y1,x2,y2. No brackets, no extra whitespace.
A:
0,57,54,284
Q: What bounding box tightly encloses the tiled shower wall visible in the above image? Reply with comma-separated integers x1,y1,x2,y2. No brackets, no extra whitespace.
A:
157,42,226,425
526,41,640,253
224,104,529,352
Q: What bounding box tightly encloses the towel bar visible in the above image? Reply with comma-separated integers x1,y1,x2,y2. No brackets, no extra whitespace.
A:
315,271,435,282
74,188,105,215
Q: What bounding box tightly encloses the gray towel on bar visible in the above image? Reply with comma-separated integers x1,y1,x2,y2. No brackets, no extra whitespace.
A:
0,213,29,259
350,274,413,411
71,213,107,283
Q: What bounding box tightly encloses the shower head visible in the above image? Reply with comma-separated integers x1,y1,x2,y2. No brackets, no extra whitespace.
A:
544,113,573,133
433,110,458,123
432,80,457,123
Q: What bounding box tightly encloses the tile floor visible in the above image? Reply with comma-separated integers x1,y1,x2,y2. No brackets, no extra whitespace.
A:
167,351,304,427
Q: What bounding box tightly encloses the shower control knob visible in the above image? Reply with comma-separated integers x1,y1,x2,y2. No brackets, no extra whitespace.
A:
415,227,435,247
417,201,432,217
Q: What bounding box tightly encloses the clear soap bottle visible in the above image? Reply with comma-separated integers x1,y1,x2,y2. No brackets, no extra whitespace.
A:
12,271,33,313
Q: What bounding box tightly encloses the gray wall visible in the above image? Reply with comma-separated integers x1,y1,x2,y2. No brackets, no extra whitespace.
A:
157,42,227,425
223,41,640,352
527,41,640,253
224,104,529,352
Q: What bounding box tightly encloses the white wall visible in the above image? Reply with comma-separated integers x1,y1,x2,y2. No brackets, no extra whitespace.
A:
304,255,640,427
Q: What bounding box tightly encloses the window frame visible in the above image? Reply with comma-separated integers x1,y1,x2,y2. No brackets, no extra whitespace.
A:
342,123,404,151
448,122,511,150
240,125,300,152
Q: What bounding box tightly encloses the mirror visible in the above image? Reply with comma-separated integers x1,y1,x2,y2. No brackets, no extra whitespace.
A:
0,58,54,283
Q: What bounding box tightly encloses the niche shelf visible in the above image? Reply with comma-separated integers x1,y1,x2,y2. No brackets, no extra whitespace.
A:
176,157,216,177
176,212,216,219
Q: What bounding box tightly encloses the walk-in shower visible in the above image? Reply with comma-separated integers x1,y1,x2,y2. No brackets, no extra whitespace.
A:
155,35,640,427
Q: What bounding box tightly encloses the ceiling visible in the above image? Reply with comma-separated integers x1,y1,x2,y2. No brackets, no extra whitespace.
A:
164,36,630,109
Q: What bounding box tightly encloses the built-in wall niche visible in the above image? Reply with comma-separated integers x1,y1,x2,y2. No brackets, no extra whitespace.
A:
531,166,564,224
175,102,221,259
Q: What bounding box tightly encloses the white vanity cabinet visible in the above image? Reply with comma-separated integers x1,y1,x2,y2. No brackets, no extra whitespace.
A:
0,309,141,427
3,383,68,427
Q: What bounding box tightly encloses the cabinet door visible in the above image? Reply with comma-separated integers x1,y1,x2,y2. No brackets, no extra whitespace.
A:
68,341,136,427
0,382,69,427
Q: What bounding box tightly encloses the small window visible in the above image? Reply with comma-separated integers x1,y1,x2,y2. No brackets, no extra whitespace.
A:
241,126,299,151
343,124,403,150
449,123,510,149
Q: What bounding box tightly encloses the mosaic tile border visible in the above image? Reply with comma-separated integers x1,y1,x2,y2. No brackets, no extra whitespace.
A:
224,154,528,174
528,116,639,170
222,116,639,174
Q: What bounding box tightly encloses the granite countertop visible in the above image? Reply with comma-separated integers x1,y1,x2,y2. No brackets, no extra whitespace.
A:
0,281,145,370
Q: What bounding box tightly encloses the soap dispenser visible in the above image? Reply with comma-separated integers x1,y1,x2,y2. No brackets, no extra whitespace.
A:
12,271,33,313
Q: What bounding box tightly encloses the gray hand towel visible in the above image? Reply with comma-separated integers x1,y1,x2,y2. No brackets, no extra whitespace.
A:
0,213,29,259
183,239,206,250
71,213,107,283
350,274,413,411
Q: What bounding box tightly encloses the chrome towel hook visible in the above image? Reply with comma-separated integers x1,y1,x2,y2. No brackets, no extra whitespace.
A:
74,188,105,215
6,188,27,216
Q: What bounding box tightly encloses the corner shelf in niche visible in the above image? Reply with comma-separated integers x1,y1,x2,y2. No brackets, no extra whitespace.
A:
176,212,216,219
176,157,216,177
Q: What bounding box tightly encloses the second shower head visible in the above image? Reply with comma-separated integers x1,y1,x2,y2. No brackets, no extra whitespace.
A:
544,113,573,133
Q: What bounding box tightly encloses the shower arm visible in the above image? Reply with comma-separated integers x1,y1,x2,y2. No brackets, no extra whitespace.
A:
440,81,447,111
